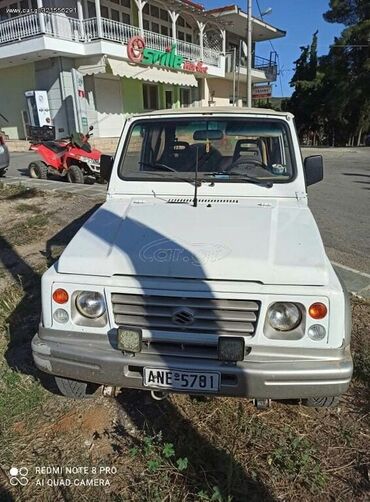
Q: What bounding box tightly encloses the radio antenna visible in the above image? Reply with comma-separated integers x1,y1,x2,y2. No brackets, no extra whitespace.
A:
193,147,199,207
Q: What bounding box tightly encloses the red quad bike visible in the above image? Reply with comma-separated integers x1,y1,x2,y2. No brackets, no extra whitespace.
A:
28,125,102,184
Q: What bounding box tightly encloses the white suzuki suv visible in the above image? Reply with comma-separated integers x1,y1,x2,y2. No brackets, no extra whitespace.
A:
32,107,352,406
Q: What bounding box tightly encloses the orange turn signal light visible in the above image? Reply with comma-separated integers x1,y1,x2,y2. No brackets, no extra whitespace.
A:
53,288,69,304
308,302,327,319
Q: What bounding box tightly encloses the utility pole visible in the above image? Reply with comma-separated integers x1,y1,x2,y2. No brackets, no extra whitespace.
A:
247,0,252,107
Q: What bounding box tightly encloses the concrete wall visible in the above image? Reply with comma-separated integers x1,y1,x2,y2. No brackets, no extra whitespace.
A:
203,78,234,107
0,63,35,139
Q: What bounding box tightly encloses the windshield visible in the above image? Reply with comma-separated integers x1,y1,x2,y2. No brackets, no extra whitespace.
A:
119,117,295,182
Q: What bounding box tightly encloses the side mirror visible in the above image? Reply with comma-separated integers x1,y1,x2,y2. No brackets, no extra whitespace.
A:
100,154,113,182
304,155,323,186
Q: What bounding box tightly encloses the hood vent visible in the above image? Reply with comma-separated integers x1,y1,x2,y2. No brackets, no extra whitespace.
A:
167,198,239,204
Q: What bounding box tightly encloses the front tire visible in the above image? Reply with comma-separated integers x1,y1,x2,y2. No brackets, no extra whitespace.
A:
55,376,100,399
29,161,48,179
303,396,340,408
67,164,84,184
0,168,6,177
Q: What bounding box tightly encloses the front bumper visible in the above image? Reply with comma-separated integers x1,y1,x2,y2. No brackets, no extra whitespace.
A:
32,327,353,400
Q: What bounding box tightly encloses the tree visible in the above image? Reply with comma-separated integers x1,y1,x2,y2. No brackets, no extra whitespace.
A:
285,1,370,145
286,32,324,145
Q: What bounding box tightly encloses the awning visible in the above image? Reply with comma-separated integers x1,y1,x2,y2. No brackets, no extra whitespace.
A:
107,58,197,87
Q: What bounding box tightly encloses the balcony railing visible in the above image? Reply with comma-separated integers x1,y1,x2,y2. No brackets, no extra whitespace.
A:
0,13,221,67
225,53,278,82
0,13,40,43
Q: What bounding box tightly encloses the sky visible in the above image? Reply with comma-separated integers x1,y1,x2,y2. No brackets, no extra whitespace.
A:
204,0,345,96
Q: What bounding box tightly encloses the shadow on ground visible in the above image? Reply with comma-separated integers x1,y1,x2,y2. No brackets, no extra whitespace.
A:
115,390,274,501
1,205,101,390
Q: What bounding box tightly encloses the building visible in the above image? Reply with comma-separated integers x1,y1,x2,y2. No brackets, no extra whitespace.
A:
0,0,286,139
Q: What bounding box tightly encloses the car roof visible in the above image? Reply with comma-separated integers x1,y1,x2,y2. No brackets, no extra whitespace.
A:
133,106,293,119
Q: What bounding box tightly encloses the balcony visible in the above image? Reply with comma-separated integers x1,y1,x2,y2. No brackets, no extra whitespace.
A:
0,13,221,68
224,52,278,83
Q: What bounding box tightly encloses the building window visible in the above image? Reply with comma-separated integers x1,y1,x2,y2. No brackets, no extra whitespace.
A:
178,16,185,27
101,5,109,18
160,9,168,21
111,0,119,3
143,19,150,30
143,84,159,110
121,0,130,7
186,33,192,43
87,1,96,17
122,12,130,24
9,3,18,17
143,3,149,14
161,25,168,36
178,31,184,41
150,5,159,18
180,88,191,108
111,9,119,21
152,22,159,34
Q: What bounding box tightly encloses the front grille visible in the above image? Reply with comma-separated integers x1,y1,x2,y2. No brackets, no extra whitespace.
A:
111,293,260,337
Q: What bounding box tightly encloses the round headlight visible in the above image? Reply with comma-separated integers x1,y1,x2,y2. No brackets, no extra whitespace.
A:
76,291,106,319
267,302,302,331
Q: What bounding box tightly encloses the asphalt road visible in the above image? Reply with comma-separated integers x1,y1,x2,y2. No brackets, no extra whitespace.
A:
303,147,370,275
3,147,370,277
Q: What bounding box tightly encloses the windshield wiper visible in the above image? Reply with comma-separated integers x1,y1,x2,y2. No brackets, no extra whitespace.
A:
204,171,273,188
135,166,202,187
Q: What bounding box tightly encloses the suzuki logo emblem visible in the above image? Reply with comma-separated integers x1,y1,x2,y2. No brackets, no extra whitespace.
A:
172,308,195,326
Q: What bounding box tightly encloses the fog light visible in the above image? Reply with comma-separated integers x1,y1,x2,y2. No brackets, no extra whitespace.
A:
218,337,245,361
118,327,142,353
53,308,69,324
308,324,326,341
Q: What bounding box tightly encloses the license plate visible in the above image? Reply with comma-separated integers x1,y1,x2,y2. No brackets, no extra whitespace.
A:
143,368,220,392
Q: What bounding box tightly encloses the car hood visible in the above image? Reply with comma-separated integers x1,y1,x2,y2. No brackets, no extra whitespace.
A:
57,198,329,286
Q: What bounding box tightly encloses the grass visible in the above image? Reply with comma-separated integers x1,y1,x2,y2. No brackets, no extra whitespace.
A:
0,183,42,200
2,213,49,246
15,203,43,213
0,283,46,436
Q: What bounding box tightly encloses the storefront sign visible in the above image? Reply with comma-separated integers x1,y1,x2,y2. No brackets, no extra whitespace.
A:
252,85,272,99
127,36,208,74
72,69,88,132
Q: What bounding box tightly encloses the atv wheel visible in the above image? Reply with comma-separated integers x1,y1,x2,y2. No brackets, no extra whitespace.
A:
55,376,99,399
0,168,6,177
67,164,84,184
303,396,340,408
28,161,48,179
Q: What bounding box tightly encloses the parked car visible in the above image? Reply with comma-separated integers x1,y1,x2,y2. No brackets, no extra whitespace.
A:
0,133,9,176
32,107,352,407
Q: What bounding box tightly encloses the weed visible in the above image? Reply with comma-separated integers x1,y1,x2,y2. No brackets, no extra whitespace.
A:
15,203,42,213
0,283,24,334
0,183,42,200
353,348,370,385
2,213,49,246
268,428,327,493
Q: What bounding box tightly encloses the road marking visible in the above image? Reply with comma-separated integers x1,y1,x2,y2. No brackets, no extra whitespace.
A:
331,261,370,279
